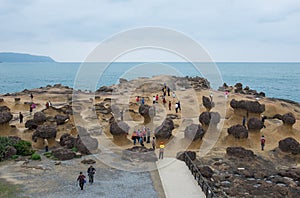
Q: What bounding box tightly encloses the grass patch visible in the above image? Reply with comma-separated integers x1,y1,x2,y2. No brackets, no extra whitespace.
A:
31,153,41,160
0,179,22,198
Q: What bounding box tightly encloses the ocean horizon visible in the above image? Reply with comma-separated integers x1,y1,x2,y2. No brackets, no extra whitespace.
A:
0,62,299,102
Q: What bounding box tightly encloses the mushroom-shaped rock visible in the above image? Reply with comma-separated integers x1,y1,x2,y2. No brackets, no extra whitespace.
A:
228,124,248,138
155,118,174,139
176,151,196,161
60,133,76,149
184,124,205,141
139,105,155,124
25,119,38,130
32,125,57,140
0,106,13,124
282,113,296,126
202,96,215,111
199,112,220,126
226,147,255,158
33,112,47,124
247,117,264,132
110,121,130,136
52,148,75,160
279,137,300,155
230,99,265,114
54,114,69,125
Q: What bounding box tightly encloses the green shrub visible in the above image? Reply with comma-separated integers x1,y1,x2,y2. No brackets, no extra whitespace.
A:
11,155,19,159
71,147,78,152
44,152,52,158
31,153,41,160
13,140,34,156
0,137,13,161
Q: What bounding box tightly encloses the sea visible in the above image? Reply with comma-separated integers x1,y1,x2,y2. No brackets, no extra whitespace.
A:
0,62,299,102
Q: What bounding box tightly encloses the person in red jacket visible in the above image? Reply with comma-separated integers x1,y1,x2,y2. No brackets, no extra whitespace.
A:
77,172,86,190
261,135,266,151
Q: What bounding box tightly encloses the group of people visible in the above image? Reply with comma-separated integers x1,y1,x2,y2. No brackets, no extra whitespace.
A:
77,165,96,190
131,127,155,147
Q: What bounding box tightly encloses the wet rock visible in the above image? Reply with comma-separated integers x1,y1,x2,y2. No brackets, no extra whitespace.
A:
25,120,38,130
110,121,130,136
32,125,57,140
122,146,157,162
278,137,300,155
155,118,174,139
60,133,76,149
176,151,196,161
198,166,214,178
226,147,255,158
184,124,205,141
202,96,215,110
199,111,221,126
228,124,248,138
247,117,264,132
230,99,265,114
54,114,69,125
0,106,13,124
52,148,75,160
33,112,47,124
81,159,96,164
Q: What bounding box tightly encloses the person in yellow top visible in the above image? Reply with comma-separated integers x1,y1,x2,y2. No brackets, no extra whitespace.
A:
159,142,165,159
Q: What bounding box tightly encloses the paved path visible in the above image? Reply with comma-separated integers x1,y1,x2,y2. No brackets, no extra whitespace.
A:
156,158,206,198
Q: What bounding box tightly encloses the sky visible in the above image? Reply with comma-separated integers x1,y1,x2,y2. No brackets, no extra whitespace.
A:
0,0,299,62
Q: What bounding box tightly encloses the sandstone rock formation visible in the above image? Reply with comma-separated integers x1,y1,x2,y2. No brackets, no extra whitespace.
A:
247,117,264,132
184,124,205,141
226,147,255,158
32,125,57,140
278,137,300,155
202,96,214,111
199,111,221,126
176,151,196,161
228,125,248,138
0,106,13,125
33,112,47,124
25,119,38,130
52,148,75,160
139,104,155,124
122,146,157,162
230,99,265,114
155,118,174,139
54,114,69,125
110,121,130,136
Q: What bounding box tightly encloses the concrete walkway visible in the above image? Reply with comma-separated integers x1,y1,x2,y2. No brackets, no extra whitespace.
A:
156,158,206,198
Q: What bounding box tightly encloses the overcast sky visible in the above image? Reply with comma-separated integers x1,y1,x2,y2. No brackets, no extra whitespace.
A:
0,0,299,62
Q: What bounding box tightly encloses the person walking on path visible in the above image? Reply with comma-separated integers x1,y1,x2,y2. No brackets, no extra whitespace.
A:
19,112,23,123
261,135,266,151
29,105,33,115
261,115,267,128
146,128,151,143
162,97,167,106
153,96,156,104
141,97,145,105
30,93,33,101
155,94,159,103
77,172,86,190
177,101,181,111
167,87,170,96
132,131,138,145
168,101,171,111
152,137,156,149
44,139,49,152
175,103,178,113
159,142,165,159
87,165,96,184
242,116,247,127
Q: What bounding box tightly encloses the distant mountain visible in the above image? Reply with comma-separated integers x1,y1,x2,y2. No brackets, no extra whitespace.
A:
0,52,55,62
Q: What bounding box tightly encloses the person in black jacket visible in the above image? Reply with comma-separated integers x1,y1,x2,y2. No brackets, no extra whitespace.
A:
87,166,96,184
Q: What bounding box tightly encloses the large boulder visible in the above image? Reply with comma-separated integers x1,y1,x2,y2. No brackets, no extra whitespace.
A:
228,124,248,138
198,166,214,178
110,121,130,136
202,96,214,111
33,112,47,124
94,102,111,114
176,151,196,161
0,106,13,124
60,133,76,149
230,99,265,114
96,86,114,93
122,146,157,162
155,118,174,139
25,119,38,130
282,113,296,126
278,137,300,155
54,114,69,125
226,147,255,158
139,105,155,124
52,148,75,160
184,124,205,141
247,117,264,132
199,112,220,126
32,125,57,140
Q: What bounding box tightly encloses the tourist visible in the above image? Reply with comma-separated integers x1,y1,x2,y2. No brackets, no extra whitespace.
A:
210,91,213,102
136,96,140,104
167,87,170,96
44,138,49,152
172,92,176,99
242,116,246,127
77,172,86,190
139,136,144,147
120,110,123,121
175,103,178,113
177,101,181,111
159,142,165,159
131,131,138,145
168,101,171,111
29,105,33,115
225,90,229,99
19,112,23,123
141,97,145,105
152,137,156,149
153,96,156,104
45,101,49,109
142,127,147,142
48,101,52,107
261,115,266,128
146,128,151,143
155,94,159,103
87,165,96,184
261,135,266,151
162,97,167,106
30,93,33,101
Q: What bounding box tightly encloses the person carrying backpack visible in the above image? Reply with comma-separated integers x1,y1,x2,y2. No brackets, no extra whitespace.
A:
87,165,96,184
77,172,86,190
261,135,266,151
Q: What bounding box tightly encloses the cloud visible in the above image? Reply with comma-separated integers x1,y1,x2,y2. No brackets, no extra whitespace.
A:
0,0,299,61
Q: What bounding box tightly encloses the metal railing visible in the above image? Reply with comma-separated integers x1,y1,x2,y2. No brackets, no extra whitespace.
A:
184,153,216,198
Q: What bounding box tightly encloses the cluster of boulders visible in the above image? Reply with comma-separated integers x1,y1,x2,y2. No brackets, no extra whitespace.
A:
273,113,296,127
176,151,196,161
218,82,265,98
94,102,112,115
122,146,157,162
185,76,210,90
226,146,255,158
230,99,265,114
0,106,13,125
184,124,205,141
